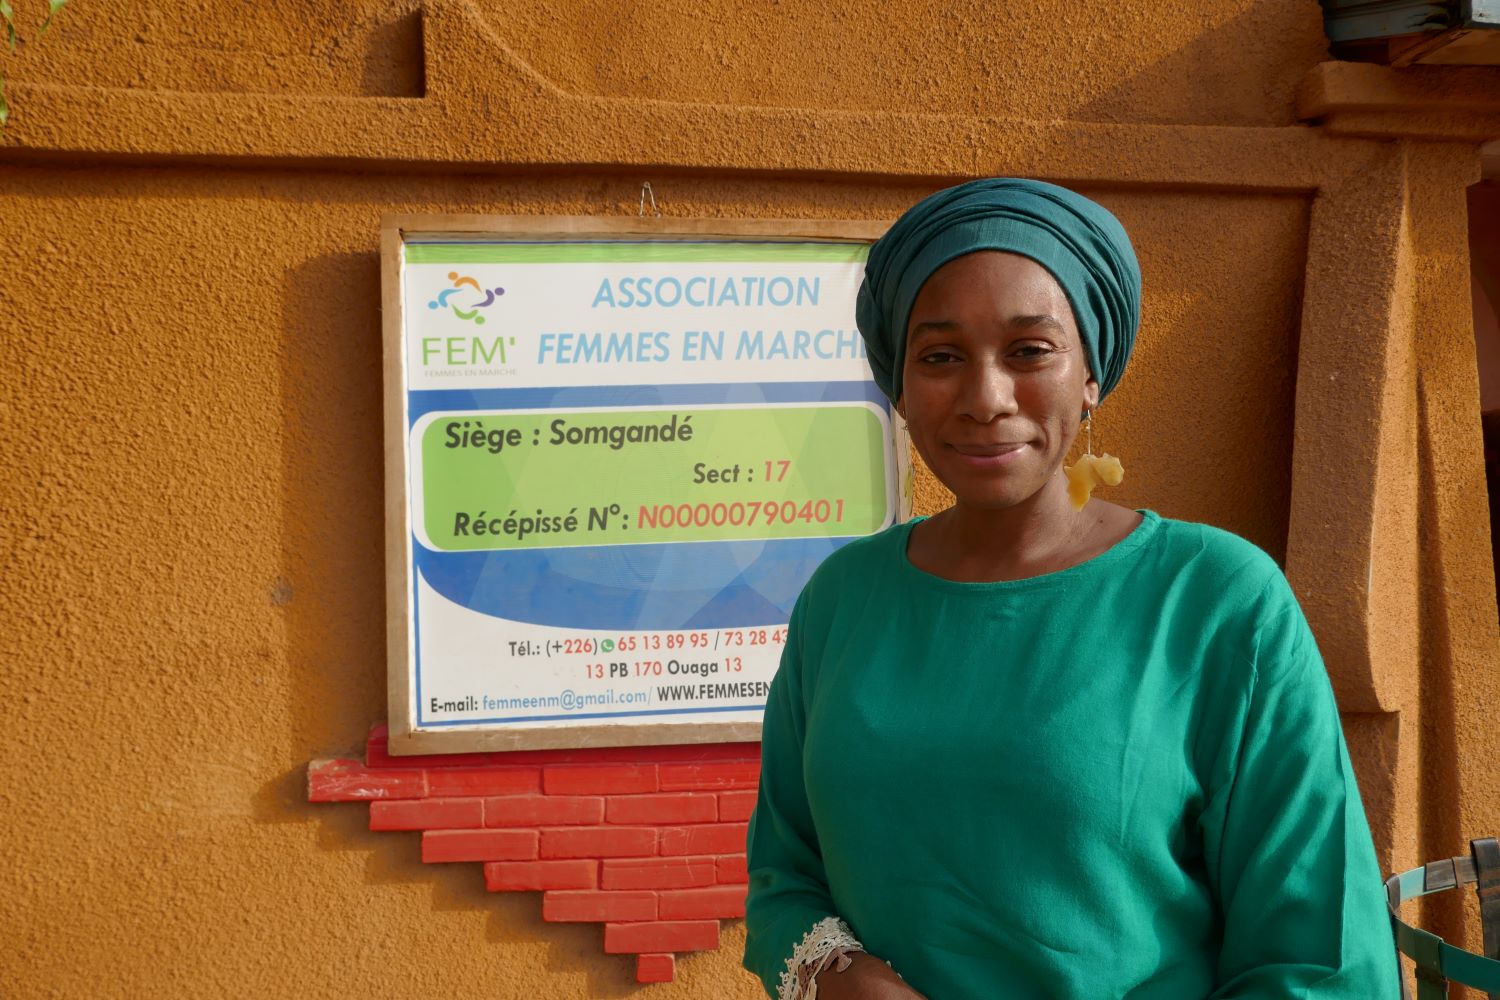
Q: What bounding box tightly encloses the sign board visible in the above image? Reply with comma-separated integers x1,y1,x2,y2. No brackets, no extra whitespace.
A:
382,216,908,754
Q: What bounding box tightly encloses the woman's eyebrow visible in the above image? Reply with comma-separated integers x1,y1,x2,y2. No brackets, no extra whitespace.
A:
909,315,1065,339
1009,314,1065,333
909,319,960,338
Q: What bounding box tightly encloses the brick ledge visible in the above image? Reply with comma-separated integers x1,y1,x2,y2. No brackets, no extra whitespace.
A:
309,724,760,984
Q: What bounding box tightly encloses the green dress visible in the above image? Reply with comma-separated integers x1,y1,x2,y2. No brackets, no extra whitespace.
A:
743,511,1397,998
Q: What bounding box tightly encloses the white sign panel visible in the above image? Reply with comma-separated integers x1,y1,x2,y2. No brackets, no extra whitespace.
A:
386,227,904,751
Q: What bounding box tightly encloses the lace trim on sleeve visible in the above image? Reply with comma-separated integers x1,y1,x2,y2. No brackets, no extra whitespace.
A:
777,915,865,1000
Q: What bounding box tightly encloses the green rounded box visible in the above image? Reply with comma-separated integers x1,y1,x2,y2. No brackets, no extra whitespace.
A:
417,404,890,550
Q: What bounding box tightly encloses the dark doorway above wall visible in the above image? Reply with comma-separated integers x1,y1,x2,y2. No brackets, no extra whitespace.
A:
1321,1,1500,65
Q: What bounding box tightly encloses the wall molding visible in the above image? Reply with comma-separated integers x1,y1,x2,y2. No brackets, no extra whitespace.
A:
0,0,1377,190
1298,61,1500,141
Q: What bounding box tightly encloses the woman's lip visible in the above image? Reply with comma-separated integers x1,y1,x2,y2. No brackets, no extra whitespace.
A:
950,442,1028,456
947,442,1030,464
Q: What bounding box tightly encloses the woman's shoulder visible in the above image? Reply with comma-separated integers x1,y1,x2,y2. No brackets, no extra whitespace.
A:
1148,513,1280,572
1143,513,1293,608
803,519,912,591
785,521,910,641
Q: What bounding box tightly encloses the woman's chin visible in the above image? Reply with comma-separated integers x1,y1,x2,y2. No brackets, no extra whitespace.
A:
944,480,1051,512
928,457,1060,512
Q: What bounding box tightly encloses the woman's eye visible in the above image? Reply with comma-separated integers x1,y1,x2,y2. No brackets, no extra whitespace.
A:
1012,344,1054,360
917,350,960,364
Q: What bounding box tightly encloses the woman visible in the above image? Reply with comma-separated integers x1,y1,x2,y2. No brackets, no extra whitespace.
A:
742,179,1397,999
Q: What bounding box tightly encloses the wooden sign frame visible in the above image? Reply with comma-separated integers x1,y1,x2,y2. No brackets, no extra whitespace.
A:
381,214,900,756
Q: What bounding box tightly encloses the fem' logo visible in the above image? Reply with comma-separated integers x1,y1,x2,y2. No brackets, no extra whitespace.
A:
428,272,506,324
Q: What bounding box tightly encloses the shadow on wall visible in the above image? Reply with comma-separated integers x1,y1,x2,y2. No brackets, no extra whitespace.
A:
1074,1,1330,126
1471,181,1500,624
276,251,388,792
1472,182,1500,414
363,7,426,98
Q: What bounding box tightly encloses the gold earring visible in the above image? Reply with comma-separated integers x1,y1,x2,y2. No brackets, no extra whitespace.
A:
1063,409,1124,510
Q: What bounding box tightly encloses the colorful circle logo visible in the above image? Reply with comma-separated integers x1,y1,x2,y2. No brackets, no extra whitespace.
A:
428,272,505,324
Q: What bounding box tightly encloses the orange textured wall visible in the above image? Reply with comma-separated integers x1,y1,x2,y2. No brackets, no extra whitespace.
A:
1,1,1497,996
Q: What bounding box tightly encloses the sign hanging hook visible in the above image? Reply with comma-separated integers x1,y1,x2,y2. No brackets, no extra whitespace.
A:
639,182,661,218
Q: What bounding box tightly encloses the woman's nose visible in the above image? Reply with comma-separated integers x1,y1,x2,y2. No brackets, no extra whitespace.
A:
957,362,1018,421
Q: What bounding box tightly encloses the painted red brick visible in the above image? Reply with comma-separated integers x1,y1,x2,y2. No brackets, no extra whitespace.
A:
605,793,716,825
542,890,657,923
562,742,755,764
485,860,597,892
543,763,659,795
717,790,758,822
605,920,720,954
602,856,717,890
660,823,749,856
365,724,758,767
422,828,538,863
366,735,488,770
541,825,656,859
658,885,748,920
716,855,748,884
658,761,760,791
369,797,483,831
427,767,540,797
485,794,603,827
307,759,426,801
636,953,675,984
310,731,770,981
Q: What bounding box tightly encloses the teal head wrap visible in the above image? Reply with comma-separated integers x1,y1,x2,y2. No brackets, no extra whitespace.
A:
855,178,1141,403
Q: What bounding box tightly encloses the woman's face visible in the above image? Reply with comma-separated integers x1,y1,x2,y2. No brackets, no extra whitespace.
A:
898,251,1099,511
